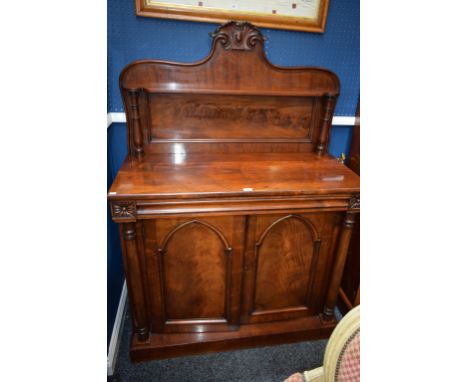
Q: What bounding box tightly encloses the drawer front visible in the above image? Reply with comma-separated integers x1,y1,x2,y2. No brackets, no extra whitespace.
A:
240,212,341,324
142,216,245,333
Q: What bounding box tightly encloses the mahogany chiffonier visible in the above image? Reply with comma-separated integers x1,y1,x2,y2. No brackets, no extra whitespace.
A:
108,22,360,362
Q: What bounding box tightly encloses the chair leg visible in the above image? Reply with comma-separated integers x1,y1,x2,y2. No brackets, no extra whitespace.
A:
304,366,325,382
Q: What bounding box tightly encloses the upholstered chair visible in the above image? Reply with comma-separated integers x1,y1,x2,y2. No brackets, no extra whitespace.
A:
283,306,360,382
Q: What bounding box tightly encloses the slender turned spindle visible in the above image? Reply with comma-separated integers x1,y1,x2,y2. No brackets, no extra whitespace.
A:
316,94,336,156
123,223,149,341
128,90,144,160
323,212,356,320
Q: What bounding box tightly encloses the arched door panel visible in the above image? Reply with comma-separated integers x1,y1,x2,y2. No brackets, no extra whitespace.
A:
143,216,245,333
241,213,340,324
163,221,229,319
254,215,318,312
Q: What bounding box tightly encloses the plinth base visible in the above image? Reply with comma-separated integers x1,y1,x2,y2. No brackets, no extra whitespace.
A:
130,315,337,362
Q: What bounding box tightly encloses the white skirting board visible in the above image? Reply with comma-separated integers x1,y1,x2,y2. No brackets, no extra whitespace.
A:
107,281,127,376
106,112,356,127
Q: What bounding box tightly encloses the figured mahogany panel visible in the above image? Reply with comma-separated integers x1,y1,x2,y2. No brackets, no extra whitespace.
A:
150,94,322,141
241,212,341,324
163,221,228,319
143,216,245,333
254,216,318,312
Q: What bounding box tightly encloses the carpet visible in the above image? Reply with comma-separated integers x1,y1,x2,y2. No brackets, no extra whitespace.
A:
109,305,328,382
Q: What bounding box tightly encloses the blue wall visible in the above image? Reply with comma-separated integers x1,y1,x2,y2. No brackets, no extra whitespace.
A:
107,0,359,349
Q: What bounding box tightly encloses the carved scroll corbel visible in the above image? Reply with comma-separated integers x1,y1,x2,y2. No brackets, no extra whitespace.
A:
111,201,137,222
211,21,266,51
349,194,360,210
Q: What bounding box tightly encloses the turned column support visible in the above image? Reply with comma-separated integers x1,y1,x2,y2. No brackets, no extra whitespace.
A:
122,222,149,341
316,94,337,156
127,89,144,160
322,211,356,320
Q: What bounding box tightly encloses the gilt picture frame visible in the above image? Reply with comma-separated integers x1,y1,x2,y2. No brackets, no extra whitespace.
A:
135,0,330,33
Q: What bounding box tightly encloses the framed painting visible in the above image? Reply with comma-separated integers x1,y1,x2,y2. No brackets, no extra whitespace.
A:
135,0,330,33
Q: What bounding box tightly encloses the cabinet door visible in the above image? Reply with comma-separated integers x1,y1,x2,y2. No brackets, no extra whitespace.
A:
143,216,245,333
241,213,341,324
